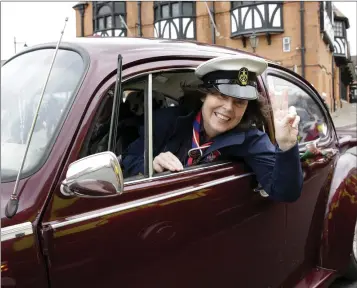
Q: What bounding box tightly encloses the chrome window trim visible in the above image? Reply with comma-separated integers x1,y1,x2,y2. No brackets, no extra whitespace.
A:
1,222,33,242
147,73,153,177
49,172,254,230
124,161,232,185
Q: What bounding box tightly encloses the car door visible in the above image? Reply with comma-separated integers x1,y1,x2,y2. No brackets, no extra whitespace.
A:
41,59,291,288
265,67,338,286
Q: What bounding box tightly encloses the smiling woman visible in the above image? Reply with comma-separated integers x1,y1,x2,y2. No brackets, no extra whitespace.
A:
122,54,304,202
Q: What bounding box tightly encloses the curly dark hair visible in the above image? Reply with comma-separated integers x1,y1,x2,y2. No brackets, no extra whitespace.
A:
180,85,270,131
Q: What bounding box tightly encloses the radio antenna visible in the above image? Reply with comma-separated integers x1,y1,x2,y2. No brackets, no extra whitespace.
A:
5,17,69,218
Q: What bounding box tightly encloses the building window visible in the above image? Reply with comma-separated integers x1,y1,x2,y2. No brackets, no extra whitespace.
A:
283,37,290,52
232,2,261,9
333,21,344,37
325,1,333,21
154,1,196,40
231,1,284,38
93,2,126,37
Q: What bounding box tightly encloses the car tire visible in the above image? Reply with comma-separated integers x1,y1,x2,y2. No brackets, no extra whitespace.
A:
344,222,357,281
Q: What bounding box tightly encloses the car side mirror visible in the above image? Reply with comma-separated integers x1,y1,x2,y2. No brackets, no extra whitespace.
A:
60,151,124,198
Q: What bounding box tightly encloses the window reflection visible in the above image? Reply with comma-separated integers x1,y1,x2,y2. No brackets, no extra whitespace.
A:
153,1,196,40
106,16,112,29
267,75,328,143
93,1,126,36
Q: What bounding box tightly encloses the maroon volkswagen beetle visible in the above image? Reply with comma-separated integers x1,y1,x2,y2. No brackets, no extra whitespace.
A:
1,38,357,288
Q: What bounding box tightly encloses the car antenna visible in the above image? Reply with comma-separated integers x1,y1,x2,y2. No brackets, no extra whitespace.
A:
5,17,69,219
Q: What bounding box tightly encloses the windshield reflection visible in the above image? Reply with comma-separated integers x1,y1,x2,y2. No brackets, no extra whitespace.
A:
1,49,84,182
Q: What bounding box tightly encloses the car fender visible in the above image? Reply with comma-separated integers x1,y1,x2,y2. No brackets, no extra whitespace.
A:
319,152,357,272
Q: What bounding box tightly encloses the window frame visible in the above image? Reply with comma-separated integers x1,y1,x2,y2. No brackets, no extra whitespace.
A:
78,59,270,186
154,1,195,22
266,68,333,148
283,37,291,52
123,66,219,182
264,64,334,151
92,1,127,36
1,46,90,183
333,20,344,38
153,1,196,40
121,64,266,184
230,1,284,38
231,1,264,9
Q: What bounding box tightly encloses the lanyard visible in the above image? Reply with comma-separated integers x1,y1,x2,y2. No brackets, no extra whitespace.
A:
187,111,220,166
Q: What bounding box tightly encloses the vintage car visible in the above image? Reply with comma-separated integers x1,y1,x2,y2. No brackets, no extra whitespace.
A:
1,37,357,288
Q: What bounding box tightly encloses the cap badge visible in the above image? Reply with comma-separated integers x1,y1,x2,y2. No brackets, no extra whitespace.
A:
238,67,249,86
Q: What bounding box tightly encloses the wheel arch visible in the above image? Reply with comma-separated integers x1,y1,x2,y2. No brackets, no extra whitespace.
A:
319,152,357,272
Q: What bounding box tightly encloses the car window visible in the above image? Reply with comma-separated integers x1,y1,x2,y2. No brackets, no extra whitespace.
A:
1,49,85,182
79,71,183,182
121,69,270,180
121,70,194,179
267,74,328,144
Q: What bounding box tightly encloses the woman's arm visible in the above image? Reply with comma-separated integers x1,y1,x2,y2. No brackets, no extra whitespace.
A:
121,107,181,177
244,131,303,202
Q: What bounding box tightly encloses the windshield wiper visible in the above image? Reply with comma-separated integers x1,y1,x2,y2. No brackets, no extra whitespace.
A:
5,18,69,219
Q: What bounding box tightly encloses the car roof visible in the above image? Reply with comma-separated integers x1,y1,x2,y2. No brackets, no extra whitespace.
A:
32,37,275,65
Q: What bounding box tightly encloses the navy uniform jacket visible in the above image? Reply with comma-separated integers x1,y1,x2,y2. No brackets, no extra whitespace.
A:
122,106,303,202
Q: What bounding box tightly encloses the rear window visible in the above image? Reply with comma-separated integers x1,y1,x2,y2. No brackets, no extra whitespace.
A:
1,49,85,182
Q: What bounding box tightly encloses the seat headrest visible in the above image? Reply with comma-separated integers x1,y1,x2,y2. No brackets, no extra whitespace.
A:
125,90,167,116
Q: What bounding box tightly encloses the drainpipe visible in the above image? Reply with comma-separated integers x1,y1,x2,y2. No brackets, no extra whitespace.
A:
73,2,87,37
210,2,216,44
332,57,336,112
80,7,85,37
137,1,142,37
300,2,305,78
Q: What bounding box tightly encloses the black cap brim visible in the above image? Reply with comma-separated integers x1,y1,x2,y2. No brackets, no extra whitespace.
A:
213,84,258,100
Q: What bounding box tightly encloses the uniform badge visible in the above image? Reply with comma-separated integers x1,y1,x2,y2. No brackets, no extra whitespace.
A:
238,67,249,86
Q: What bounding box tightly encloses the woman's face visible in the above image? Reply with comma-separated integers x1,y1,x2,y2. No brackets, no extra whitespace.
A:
201,93,248,139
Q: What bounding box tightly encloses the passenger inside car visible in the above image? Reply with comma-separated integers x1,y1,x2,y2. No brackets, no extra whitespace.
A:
81,83,178,160
121,55,304,202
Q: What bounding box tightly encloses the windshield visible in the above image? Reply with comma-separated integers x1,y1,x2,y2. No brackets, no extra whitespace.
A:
1,49,84,182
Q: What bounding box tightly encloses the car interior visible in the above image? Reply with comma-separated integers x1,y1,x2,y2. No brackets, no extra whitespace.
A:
80,69,270,179
80,70,191,156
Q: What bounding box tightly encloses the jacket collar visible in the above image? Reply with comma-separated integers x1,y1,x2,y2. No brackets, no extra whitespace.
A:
172,109,246,157
203,128,245,157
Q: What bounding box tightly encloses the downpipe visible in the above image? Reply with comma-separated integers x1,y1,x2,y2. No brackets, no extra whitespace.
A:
300,2,306,79
137,1,142,37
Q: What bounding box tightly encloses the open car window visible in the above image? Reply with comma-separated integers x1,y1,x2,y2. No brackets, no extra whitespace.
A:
79,69,191,181
81,67,269,183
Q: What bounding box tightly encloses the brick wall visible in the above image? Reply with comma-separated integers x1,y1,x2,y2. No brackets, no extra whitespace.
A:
75,9,81,36
141,2,154,38
75,1,341,109
84,3,93,36
78,2,93,37
126,2,138,36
